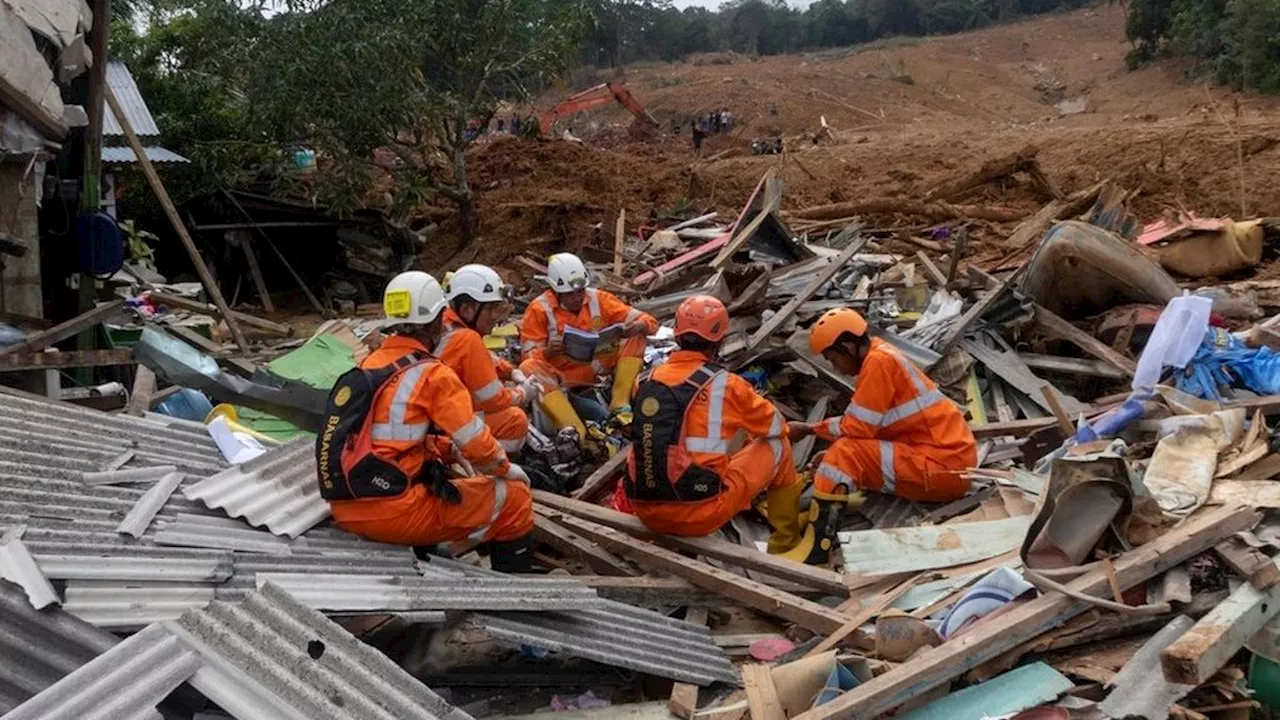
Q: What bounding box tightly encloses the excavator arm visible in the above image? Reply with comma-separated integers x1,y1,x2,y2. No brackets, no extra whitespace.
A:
539,82,659,136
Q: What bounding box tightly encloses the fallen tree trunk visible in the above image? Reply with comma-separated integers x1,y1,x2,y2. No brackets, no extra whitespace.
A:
926,145,1040,201
788,199,1026,223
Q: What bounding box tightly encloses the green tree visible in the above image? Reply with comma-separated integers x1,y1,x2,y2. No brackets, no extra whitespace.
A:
252,0,589,248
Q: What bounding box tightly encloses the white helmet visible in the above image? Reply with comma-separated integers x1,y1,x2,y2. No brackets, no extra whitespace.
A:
546,253,589,292
448,264,506,303
381,271,446,326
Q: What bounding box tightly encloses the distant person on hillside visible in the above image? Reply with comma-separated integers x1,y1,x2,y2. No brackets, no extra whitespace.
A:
724,110,734,131
692,118,707,153
511,117,522,136
712,111,722,133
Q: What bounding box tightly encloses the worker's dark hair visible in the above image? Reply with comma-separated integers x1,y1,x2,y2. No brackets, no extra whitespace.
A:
677,333,719,354
835,330,870,352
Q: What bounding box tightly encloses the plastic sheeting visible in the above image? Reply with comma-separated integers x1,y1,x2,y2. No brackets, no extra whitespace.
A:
1132,295,1212,391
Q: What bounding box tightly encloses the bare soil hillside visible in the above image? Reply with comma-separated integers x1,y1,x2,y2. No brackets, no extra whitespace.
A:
435,4,1280,275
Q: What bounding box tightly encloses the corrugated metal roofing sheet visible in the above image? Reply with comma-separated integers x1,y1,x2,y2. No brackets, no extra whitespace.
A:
103,61,160,136
0,579,119,715
167,581,475,720
257,573,606,612
184,437,329,538
0,529,58,610
101,146,190,164
81,465,179,486
117,472,184,538
417,557,738,687
2,623,197,720
154,514,293,555
62,584,217,630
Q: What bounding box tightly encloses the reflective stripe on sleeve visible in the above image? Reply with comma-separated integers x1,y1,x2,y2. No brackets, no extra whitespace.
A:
586,289,602,324
844,401,884,426
685,437,728,453
370,363,430,442
452,416,487,447
880,389,947,426
538,296,558,341
816,463,854,491
825,417,841,436
473,379,503,403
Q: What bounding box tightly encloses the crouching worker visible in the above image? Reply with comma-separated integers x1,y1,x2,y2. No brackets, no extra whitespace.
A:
440,264,540,453
316,271,535,572
790,308,976,545
624,296,804,555
520,252,657,438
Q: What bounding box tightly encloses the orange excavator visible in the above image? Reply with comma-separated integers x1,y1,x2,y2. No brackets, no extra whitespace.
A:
539,82,660,136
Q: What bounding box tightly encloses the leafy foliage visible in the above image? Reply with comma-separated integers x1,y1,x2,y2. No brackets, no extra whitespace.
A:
1126,0,1280,92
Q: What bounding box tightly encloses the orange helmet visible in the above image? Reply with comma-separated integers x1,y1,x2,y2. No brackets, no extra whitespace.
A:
675,295,730,342
810,308,869,354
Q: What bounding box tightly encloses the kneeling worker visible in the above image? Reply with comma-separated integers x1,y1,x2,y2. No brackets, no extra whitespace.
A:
441,264,540,453
790,308,976,533
520,252,657,436
625,296,803,554
317,271,535,572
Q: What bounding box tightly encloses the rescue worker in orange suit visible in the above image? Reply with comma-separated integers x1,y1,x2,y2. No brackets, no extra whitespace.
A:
624,296,804,554
440,264,541,454
520,252,657,438
789,308,976,547
324,271,536,572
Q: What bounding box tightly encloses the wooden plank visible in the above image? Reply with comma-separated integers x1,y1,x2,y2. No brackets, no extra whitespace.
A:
531,514,636,577
105,85,249,351
1215,536,1280,589
792,504,1259,720
1161,559,1280,685
1041,384,1076,436
937,266,1025,353
549,512,852,635
1033,304,1137,377
915,251,947,287
741,664,786,720
124,365,157,417
945,228,969,287
532,490,848,596
573,446,628,501
969,417,1057,439
575,575,795,607
613,209,626,277
669,607,709,720
794,396,829,469
744,228,869,353
1019,352,1126,380
710,209,772,270
0,300,124,356
1236,453,1280,481
0,348,134,372
238,232,276,314
959,337,1084,416
711,171,779,269
167,325,258,377
149,291,293,337
220,190,328,317
806,574,917,657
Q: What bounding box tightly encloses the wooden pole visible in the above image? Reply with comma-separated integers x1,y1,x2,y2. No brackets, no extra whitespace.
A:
220,189,328,316
104,85,249,350
613,209,626,277
76,0,112,364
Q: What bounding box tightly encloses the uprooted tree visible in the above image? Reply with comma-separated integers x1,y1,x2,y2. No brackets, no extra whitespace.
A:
251,0,589,249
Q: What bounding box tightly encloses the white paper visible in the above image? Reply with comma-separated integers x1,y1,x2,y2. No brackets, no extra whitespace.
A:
206,415,268,464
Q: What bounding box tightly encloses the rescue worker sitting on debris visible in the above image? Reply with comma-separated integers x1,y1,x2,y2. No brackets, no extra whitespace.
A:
519,252,657,439
440,264,541,454
316,271,535,573
789,308,977,530
624,296,804,555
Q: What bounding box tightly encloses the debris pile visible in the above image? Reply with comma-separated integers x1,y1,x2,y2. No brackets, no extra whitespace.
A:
10,143,1280,720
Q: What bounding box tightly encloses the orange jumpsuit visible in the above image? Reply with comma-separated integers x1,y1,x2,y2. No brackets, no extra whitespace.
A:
813,338,976,503
519,288,657,389
329,335,533,545
627,350,799,537
437,308,529,453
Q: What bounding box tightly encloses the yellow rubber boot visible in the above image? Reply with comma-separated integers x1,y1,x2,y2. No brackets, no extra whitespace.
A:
610,357,644,411
766,481,805,554
539,389,587,439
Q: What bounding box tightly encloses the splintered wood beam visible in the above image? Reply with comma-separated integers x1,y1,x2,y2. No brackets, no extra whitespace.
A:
531,514,636,577
105,84,249,351
125,365,157,417
0,300,124,356
1215,536,1280,589
1033,303,1137,377
741,664,786,720
1161,559,1280,685
669,607,709,720
744,228,869,353
573,447,629,501
792,504,1259,720
532,490,848,596
548,512,854,635
149,291,293,337
0,348,135,372
806,574,918,657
